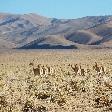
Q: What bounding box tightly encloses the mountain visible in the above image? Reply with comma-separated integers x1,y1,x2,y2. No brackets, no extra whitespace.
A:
0,13,112,49
20,35,77,49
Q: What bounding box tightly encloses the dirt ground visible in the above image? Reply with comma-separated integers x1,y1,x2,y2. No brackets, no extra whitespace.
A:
0,49,112,112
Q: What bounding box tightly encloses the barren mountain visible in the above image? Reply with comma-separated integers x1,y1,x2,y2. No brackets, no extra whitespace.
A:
0,13,112,49
20,35,77,49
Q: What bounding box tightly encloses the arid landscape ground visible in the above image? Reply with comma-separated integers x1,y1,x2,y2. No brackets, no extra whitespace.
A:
0,49,112,112
1,1,112,112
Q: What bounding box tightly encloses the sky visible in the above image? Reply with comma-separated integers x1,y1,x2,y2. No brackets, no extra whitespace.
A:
0,0,112,19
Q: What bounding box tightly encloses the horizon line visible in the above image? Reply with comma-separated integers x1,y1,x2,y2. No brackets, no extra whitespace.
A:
0,11,111,19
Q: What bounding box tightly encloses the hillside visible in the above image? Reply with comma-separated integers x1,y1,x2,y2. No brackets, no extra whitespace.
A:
20,35,77,49
0,13,112,49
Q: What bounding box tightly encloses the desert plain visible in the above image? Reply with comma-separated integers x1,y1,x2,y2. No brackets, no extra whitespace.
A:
0,49,112,112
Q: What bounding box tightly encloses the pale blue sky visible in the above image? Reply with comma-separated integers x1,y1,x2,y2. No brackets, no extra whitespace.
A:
0,0,112,19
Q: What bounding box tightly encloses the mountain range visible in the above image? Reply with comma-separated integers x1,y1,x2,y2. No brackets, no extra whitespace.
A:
0,13,112,49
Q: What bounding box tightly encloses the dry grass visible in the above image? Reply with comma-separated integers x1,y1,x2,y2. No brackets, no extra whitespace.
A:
0,49,112,112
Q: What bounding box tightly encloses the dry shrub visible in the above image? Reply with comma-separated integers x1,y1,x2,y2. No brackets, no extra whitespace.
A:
36,92,50,100
36,105,47,112
23,101,36,112
57,97,66,106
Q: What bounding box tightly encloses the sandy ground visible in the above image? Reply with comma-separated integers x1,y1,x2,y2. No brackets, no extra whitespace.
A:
0,49,112,112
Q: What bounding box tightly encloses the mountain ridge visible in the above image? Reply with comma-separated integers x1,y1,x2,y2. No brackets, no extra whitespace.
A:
0,13,112,49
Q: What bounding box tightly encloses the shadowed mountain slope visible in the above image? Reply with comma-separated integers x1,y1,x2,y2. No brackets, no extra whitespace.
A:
20,35,77,49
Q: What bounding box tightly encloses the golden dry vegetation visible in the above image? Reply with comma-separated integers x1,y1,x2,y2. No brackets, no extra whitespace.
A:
0,49,112,112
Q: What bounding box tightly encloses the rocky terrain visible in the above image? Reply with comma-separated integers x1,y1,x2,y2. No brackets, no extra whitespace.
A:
0,13,112,49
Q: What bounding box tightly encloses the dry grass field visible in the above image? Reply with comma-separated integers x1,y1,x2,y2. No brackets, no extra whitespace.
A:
0,49,112,112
